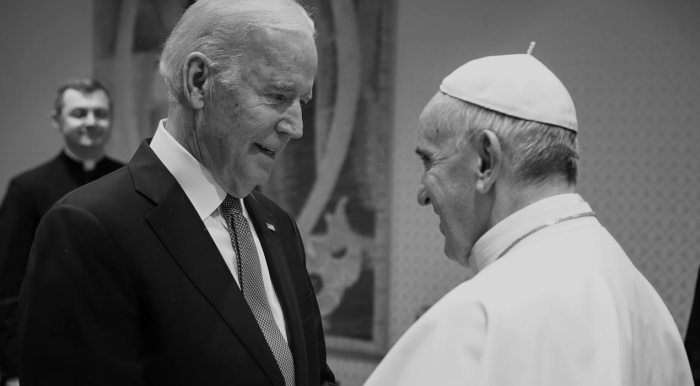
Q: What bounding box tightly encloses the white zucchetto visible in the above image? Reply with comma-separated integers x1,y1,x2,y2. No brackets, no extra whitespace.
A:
439,53,578,132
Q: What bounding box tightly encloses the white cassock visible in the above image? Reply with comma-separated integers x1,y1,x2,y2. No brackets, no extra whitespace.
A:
365,194,692,386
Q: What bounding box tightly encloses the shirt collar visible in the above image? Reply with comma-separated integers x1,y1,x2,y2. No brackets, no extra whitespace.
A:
468,193,593,273
150,119,227,221
63,148,104,171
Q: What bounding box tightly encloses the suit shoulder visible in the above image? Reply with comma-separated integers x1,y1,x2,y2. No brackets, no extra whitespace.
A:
101,156,126,170
56,167,133,209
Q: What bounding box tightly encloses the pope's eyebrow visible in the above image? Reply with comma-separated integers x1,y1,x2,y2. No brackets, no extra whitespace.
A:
269,81,295,92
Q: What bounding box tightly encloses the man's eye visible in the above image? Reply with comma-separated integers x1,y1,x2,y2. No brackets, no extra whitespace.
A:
94,109,110,119
272,94,286,101
70,109,87,118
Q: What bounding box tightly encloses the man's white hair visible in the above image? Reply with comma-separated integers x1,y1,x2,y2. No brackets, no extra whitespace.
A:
423,92,580,186
159,0,315,106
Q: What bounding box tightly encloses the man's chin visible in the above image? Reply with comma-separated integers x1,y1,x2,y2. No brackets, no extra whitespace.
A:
222,177,268,198
249,167,273,186
78,138,104,148
445,244,471,268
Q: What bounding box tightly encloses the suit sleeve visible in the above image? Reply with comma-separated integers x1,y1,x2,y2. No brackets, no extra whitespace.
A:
19,204,143,385
289,215,337,386
0,180,40,379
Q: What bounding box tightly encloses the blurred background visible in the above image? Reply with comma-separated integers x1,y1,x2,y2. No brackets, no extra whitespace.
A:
1,0,699,384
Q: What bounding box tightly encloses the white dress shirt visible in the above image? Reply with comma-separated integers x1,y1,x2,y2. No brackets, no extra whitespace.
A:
150,119,288,341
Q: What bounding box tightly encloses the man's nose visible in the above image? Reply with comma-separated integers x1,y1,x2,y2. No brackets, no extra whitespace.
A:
84,111,97,126
417,184,430,206
276,102,303,139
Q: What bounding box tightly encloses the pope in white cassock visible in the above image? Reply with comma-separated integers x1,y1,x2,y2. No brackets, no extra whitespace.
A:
364,47,693,386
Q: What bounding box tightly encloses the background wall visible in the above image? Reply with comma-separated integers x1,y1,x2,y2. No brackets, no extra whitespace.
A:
0,0,698,385
0,0,96,193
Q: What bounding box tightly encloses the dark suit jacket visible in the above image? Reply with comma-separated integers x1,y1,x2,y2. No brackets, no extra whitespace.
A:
19,141,335,385
0,152,122,379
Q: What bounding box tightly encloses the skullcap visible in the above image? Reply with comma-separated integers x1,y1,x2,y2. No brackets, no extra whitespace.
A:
439,53,578,132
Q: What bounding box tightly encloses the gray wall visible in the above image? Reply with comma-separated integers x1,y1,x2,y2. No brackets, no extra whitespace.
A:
1,1,699,385
0,0,94,192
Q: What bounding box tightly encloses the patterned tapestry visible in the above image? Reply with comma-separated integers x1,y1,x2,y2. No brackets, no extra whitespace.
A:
262,0,394,355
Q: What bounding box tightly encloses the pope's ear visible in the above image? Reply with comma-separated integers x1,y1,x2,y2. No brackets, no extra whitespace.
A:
474,130,501,194
182,52,212,110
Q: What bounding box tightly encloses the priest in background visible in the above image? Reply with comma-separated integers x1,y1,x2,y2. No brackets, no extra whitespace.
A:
0,78,123,385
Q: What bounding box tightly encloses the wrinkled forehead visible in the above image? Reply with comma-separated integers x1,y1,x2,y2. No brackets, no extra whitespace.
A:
247,26,317,62
418,93,461,146
240,27,317,88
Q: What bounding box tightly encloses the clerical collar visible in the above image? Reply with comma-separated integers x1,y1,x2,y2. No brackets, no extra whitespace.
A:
63,148,104,172
468,194,594,274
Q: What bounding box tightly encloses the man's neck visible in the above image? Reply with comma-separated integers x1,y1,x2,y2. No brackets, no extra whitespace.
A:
488,179,576,230
165,106,193,148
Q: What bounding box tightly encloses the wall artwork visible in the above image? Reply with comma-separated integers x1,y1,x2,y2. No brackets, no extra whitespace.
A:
94,0,395,356
262,0,395,356
93,0,191,161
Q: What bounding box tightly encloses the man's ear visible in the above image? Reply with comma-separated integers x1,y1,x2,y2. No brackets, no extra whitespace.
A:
183,52,212,110
474,130,502,194
50,112,61,131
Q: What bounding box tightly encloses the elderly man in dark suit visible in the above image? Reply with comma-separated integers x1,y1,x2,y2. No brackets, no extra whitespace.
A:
0,78,122,385
18,0,335,385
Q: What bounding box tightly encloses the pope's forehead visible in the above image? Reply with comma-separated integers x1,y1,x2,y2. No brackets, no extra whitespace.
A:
419,97,458,135
417,115,459,151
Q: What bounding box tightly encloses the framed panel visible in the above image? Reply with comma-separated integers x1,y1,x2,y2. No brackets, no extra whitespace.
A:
263,0,395,356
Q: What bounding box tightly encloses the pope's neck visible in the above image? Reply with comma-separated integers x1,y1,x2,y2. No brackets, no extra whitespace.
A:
487,178,576,230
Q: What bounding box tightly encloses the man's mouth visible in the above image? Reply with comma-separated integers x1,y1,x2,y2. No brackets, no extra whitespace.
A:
255,143,277,157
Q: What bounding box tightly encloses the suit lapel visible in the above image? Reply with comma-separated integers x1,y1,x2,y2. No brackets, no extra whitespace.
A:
244,194,309,384
129,141,285,386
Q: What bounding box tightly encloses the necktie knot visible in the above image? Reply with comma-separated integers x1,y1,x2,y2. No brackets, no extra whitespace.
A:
221,194,242,217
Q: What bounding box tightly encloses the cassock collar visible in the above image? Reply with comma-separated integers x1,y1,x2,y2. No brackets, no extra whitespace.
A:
469,193,593,274
62,148,105,172
149,119,229,221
